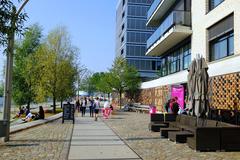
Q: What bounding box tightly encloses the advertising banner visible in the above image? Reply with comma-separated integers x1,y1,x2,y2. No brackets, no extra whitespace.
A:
171,85,184,110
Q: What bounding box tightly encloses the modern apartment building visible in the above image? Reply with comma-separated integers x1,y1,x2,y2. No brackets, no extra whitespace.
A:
139,0,240,111
116,0,161,81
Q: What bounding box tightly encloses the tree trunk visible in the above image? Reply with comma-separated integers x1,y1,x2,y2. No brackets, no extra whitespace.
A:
61,100,63,109
53,96,56,113
119,90,122,109
27,101,30,111
108,93,110,100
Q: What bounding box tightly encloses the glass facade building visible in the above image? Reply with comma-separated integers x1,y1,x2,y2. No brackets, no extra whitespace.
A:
116,0,160,81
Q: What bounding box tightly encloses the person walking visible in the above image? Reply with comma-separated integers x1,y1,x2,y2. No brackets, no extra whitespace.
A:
89,97,94,117
81,97,87,117
75,99,80,112
103,100,111,119
94,97,100,121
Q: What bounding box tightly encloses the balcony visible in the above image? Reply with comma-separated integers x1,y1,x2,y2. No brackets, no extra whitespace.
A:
147,0,177,26
146,11,192,56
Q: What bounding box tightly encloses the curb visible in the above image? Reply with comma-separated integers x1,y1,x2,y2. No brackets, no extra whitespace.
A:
10,113,63,134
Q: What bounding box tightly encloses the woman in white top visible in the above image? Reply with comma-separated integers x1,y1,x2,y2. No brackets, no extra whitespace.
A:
94,97,100,121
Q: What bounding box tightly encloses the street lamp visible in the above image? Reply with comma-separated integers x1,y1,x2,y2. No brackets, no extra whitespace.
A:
3,0,30,142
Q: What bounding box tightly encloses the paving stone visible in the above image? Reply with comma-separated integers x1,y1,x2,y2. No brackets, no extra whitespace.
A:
68,116,140,160
0,119,73,160
105,112,240,160
68,146,139,160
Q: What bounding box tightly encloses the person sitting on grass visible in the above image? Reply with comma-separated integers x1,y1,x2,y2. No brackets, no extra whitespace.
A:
14,106,25,119
34,106,45,120
22,110,33,122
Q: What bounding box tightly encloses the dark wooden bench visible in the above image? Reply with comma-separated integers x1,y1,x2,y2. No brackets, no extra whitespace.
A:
161,127,181,138
149,113,165,132
217,121,240,151
160,115,182,138
186,119,240,151
169,131,194,143
149,113,176,132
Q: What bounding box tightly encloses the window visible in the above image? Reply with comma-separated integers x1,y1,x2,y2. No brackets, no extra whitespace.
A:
122,0,125,7
128,5,149,17
157,42,191,77
209,0,224,11
156,61,161,70
121,49,124,55
121,36,124,43
126,59,157,71
208,14,233,61
210,32,234,61
122,11,125,18
152,61,156,70
122,24,125,30
127,32,151,43
183,44,191,69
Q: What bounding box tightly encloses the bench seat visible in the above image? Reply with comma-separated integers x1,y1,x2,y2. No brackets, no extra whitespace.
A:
160,128,181,138
169,131,194,143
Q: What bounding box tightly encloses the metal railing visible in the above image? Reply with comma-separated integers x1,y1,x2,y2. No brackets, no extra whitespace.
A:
147,10,191,49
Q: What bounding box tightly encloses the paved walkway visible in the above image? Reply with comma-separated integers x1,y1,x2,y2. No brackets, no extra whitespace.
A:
68,115,141,160
0,119,73,160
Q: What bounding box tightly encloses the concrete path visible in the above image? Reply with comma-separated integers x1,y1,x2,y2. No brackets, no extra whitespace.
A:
68,116,141,160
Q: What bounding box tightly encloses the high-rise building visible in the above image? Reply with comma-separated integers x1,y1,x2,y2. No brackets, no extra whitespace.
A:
139,0,240,111
116,0,161,81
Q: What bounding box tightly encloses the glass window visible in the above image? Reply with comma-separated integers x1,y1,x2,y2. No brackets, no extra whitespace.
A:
183,44,191,69
122,24,125,30
157,42,191,77
156,61,161,70
123,0,125,6
121,36,124,43
209,0,224,11
228,33,234,55
122,11,125,18
210,32,234,61
121,49,124,55
152,61,156,70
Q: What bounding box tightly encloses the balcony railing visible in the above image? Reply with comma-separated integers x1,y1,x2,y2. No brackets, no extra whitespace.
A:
147,11,191,49
147,0,162,20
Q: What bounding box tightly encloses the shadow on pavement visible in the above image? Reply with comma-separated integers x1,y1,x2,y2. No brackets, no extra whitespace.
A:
124,136,160,141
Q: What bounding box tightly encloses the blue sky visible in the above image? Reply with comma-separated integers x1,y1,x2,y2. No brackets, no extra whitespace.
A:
0,0,118,80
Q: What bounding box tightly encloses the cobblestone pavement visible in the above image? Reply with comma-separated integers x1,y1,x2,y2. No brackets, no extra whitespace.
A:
104,112,240,160
0,119,73,160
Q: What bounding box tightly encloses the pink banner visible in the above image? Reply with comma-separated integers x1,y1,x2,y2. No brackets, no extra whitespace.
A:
171,85,184,110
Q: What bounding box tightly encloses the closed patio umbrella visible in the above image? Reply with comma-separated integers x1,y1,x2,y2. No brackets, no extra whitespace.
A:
194,57,209,126
187,59,197,116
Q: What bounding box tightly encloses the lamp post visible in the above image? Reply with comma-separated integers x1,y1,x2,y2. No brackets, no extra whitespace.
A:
3,0,30,142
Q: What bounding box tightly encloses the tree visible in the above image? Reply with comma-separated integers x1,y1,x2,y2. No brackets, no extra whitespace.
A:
83,72,112,98
12,24,42,109
0,0,28,47
108,56,141,107
77,67,92,97
33,26,78,113
94,72,112,98
79,69,94,95
0,0,29,142
56,58,77,108
124,66,141,101
0,83,3,97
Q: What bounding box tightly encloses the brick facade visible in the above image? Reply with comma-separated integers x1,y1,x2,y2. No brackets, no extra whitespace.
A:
209,72,240,110
138,72,240,111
